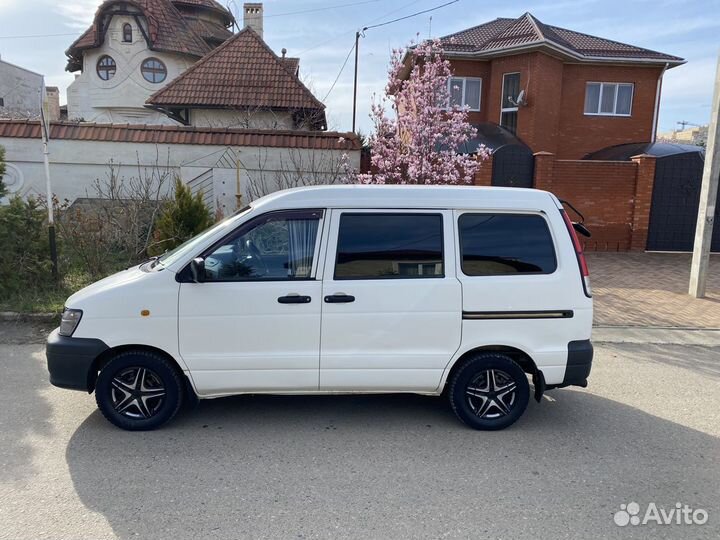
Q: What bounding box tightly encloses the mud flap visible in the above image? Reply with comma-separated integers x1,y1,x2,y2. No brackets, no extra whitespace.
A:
532,370,546,403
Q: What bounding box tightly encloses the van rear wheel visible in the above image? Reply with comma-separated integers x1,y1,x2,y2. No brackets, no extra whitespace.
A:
95,350,183,431
448,353,530,430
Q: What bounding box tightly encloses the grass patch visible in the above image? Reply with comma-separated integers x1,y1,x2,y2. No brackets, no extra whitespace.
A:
0,268,96,314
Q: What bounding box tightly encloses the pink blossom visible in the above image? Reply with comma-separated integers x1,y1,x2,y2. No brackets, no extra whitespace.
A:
357,39,487,185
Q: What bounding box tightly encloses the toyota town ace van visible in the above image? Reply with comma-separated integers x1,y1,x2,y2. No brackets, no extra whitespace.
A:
47,185,593,431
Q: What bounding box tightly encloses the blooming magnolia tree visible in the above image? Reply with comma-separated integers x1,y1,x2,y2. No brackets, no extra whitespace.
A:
358,39,488,185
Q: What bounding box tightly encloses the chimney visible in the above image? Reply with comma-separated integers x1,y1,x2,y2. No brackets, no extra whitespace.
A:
45,87,61,121
243,3,263,39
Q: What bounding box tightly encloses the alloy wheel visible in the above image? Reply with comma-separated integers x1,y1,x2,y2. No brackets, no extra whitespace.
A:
110,367,166,419
465,368,517,419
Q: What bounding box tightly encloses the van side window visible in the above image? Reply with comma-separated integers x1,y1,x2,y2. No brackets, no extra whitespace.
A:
459,213,556,275
203,211,321,281
335,213,444,280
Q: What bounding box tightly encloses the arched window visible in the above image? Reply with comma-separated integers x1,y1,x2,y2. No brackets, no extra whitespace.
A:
122,23,132,43
96,55,117,81
141,58,167,84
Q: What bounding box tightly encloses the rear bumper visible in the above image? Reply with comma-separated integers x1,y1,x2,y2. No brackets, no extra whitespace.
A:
46,328,108,392
560,339,593,388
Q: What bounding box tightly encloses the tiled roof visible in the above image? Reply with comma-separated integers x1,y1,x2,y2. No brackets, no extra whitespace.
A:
66,0,211,71
183,17,234,46
0,120,360,151
171,0,235,26
440,13,684,64
147,28,325,116
281,57,300,76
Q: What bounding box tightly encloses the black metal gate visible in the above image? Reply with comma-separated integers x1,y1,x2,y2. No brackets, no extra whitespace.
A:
491,145,534,188
646,153,720,251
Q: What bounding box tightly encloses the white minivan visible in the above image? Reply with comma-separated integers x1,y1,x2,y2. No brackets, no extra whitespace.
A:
47,185,593,431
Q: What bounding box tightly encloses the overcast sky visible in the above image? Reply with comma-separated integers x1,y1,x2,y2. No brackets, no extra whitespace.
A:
0,0,717,134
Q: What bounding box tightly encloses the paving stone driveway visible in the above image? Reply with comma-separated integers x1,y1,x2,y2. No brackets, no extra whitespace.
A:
587,252,720,328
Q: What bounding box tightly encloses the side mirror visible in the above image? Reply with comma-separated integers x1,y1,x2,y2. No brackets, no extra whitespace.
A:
190,257,206,283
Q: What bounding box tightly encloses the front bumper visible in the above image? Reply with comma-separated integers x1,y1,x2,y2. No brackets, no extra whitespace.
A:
46,328,108,392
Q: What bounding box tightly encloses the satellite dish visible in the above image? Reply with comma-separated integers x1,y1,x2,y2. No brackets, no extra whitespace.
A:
510,90,527,107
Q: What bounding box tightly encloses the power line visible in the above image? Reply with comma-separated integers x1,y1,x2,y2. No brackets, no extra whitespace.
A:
323,41,357,102
297,0,421,55
351,0,461,130
0,32,79,40
264,0,382,18
0,0,385,40
363,0,458,32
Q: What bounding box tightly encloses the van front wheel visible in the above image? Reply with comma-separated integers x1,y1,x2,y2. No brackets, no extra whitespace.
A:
449,353,530,430
95,350,184,431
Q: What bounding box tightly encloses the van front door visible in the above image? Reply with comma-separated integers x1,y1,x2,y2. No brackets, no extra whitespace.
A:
178,209,325,396
319,210,462,392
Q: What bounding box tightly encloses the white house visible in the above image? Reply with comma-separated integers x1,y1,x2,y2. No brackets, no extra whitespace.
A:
65,0,234,124
64,1,325,131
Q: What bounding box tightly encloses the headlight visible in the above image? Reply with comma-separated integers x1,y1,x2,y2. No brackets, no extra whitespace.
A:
59,309,83,337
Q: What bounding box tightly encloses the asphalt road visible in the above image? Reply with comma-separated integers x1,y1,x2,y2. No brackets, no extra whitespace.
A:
0,322,718,539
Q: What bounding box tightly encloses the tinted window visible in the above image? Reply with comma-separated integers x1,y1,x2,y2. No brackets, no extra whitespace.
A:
459,214,556,275
335,214,444,279
204,211,321,281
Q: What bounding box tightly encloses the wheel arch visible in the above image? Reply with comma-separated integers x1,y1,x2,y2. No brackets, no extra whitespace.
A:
87,344,196,399
439,344,538,394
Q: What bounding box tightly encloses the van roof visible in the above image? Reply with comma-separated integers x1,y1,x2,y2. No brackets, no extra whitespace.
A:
252,185,557,211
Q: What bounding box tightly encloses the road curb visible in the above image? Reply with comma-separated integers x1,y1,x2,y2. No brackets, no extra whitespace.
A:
0,312,59,323
593,326,720,346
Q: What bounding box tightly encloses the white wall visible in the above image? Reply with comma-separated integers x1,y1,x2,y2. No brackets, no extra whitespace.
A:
189,109,296,130
0,136,360,216
66,15,197,124
0,59,43,114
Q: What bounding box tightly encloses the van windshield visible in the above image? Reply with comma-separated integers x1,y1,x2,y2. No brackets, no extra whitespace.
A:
154,206,252,269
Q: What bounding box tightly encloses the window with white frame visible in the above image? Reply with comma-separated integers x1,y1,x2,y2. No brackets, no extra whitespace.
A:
584,82,633,116
500,72,520,134
448,77,481,111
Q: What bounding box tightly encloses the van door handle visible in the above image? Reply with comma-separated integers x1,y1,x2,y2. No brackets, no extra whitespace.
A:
324,294,355,303
278,295,312,304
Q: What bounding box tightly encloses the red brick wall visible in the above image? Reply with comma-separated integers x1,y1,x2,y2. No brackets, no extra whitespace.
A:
446,54,663,160
557,64,662,159
534,152,644,251
450,60,491,125
525,54,564,155
474,154,493,186
629,154,657,250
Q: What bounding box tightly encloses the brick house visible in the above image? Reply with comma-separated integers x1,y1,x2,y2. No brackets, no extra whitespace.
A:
418,14,714,253
439,13,684,159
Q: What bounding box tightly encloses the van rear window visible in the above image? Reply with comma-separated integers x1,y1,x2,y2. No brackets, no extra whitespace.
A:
458,214,557,275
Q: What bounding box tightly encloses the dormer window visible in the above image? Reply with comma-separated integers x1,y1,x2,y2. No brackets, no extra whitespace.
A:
122,24,133,43
97,55,117,81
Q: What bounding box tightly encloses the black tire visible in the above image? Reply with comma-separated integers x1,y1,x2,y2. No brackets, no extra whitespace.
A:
448,353,530,431
95,350,184,431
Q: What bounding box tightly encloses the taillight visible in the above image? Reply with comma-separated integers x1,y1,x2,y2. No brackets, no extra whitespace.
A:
561,209,592,298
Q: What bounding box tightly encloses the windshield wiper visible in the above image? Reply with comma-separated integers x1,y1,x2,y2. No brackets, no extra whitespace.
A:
134,256,160,271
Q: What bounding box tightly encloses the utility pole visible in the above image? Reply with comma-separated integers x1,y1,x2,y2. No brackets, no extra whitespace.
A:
352,29,363,133
689,52,720,298
39,83,58,281
235,153,244,211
